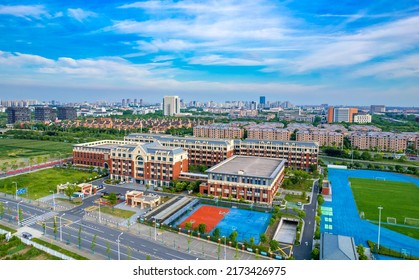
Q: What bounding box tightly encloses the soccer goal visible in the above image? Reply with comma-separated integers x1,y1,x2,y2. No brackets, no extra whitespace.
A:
359,212,365,219
387,217,397,224
375,177,386,181
404,218,419,227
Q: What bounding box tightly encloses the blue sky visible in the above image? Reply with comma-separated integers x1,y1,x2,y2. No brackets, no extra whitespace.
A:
0,0,418,105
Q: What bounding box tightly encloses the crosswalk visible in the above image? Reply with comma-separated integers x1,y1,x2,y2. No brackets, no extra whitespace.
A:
20,211,58,227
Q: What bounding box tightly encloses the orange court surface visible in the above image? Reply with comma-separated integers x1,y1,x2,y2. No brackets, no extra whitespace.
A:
179,205,230,232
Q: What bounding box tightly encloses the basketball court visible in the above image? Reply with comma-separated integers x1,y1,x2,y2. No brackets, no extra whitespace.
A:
179,205,230,232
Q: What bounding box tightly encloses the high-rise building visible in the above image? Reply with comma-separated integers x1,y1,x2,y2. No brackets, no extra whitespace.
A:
57,107,77,120
6,107,31,124
127,99,131,106
35,107,56,122
163,96,180,116
122,99,126,107
370,105,386,114
139,99,143,107
134,99,138,106
327,107,358,123
260,96,266,106
250,101,257,110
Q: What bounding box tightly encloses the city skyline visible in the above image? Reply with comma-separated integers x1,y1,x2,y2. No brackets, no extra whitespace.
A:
0,1,418,105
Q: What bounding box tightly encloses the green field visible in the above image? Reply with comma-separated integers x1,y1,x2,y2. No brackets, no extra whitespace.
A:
0,139,73,171
349,178,419,239
98,206,136,219
0,168,99,200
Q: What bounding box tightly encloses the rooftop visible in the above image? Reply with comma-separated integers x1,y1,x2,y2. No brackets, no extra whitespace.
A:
206,155,285,178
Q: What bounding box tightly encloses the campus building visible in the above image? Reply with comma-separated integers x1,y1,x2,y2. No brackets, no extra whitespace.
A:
124,133,235,167
73,140,188,186
124,133,318,170
247,127,290,141
199,155,286,204
233,139,318,171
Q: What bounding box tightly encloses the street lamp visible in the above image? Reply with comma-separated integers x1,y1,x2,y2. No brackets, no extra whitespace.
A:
60,213,66,242
17,201,22,226
222,236,227,260
377,206,383,251
49,190,55,211
117,232,124,260
13,181,17,200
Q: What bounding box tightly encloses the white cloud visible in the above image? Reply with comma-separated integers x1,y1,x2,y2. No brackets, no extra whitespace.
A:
293,15,419,72
67,8,97,23
0,5,50,19
351,54,419,79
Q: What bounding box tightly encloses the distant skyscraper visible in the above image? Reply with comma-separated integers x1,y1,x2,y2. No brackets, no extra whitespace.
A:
134,99,138,106
260,96,266,105
6,107,31,124
250,101,257,110
327,107,358,123
140,99,143,107
35,107,56,122
127,98,131,106
370,105,386,114
163,96,180,116
57,107,77,120
122,99,126,107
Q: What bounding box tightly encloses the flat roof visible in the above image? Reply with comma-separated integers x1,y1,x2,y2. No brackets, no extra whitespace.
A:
206,155,285,178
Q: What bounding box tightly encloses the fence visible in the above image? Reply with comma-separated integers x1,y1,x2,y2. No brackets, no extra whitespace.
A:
19,237,75,260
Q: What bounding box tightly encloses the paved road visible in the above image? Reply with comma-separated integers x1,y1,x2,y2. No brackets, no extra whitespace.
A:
291,179,319,260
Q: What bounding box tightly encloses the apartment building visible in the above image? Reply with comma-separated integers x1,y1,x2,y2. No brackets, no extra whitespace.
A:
193,124,244,139
199,155,286,204
163,96,180,116
296,130,344,147
247,127,290,141
353,114,372,124
73,140,188,186
57,107,77,120
350,132,408,152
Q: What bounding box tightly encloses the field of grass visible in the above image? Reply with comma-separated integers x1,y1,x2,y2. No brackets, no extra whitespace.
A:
0,168,99,200
98,206,136,219
349,178,419,239
0,139,73,171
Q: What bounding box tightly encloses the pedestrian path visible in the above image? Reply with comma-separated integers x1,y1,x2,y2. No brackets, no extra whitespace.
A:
20,211,59,227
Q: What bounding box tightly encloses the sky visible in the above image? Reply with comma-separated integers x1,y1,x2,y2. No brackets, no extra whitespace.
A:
0,0,418,105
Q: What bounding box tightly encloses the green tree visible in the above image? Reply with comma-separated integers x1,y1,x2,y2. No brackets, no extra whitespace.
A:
127,246,132,260
78,225,82,249
108,192,118,205
361,151,372,161
212,228,221,239
91,234,97,253
64,184,78,201
106,241,111,259
0,202,4,219
259,233,267,243
42,222,46,235
270,240,279,251
311,247,320,260
249,237,255,247
184,221,193,230
229,230,238,243
53,216,57,239
197,223,206,234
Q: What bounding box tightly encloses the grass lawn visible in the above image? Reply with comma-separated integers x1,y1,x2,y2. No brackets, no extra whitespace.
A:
98,206,136,219
0,235,60,260
0,167,99,200
0,139,73,170
282,179,313,192
284,194,307,204
349,178,419,239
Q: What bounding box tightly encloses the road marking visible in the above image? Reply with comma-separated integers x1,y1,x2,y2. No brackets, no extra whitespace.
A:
165,253,185,260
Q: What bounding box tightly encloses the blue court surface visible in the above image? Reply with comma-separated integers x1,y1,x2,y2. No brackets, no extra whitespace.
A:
322,169,419,256
211,207,271,244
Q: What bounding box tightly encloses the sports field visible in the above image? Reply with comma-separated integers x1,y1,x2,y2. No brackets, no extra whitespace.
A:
177,204,271,244
0,139,73,171
349,178,419,239
0,168,98,200
179,205,229,232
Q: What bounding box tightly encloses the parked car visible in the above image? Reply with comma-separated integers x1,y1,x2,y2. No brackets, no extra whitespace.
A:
97,185,104,190
22,232,33,240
